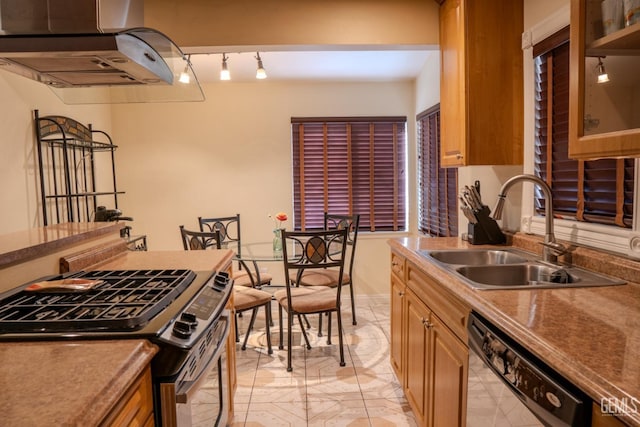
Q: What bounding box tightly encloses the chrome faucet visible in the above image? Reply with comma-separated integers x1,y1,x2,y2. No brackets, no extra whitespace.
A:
491,174,567,264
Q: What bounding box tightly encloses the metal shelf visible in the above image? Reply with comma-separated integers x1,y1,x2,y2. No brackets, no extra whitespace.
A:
34,110,123,225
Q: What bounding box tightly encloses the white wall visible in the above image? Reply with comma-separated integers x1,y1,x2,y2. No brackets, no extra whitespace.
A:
0,72,113,234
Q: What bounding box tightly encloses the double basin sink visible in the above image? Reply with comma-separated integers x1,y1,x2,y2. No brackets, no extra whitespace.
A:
419,248,626,290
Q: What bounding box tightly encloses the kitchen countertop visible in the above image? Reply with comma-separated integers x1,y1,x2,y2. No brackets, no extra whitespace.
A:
0,222,123,269
0,339,157,427
389,234,640,427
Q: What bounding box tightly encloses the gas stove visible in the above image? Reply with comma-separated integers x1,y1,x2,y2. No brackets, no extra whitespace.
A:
0,269,231,352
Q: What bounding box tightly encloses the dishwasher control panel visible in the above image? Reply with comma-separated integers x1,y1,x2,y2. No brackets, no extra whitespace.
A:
468,312,590,427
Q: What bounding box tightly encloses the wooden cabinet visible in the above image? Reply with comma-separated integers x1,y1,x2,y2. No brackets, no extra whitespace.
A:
101,365,154,427
439,0,523,167
390,251,469,427
224,264,237,422
569,0,640,159
430,314,468,427
390,274,405,380
405,289,432,426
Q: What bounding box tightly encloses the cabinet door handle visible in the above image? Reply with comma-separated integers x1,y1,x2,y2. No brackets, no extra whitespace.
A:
455,153,463,160
397,291,405,297
421,318,433,329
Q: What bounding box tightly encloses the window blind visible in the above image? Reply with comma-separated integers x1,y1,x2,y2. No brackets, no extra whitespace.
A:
291,117,406,232
533,28,634,228
417,105,458,237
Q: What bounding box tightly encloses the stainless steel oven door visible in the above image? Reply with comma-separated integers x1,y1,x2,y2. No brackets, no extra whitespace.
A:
160,312,230,427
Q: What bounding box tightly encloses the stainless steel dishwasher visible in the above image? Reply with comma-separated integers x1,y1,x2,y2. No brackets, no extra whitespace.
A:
467,312,591,427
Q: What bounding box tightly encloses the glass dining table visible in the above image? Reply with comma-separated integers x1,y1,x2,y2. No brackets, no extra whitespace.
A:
233,241,291,288
234,237,344,288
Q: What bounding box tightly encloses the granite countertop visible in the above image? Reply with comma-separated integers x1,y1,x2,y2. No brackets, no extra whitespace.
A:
0,340,157,427
0,222,123,268
389,234,640,427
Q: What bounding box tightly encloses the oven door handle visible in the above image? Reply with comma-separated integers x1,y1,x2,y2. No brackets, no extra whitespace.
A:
175,313,230,404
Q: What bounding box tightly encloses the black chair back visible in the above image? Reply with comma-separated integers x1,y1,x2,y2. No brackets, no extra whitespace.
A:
281,228,349,301
179,225,221,250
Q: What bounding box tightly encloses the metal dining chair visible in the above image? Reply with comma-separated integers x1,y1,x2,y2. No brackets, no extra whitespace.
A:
179,224,272,354
198,214,273,288
274,228,349,372
290,213,360,327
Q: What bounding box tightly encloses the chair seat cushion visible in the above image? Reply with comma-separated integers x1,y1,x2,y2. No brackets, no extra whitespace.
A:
290,269,350,287
234,287,272,311
233,271,273,287
273,287,338,314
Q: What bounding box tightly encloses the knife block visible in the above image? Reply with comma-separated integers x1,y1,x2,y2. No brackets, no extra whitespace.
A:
467,206,506,245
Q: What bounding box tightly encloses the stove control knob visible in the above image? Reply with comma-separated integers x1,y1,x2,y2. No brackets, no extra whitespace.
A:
181,312,198,326
172,320,193,338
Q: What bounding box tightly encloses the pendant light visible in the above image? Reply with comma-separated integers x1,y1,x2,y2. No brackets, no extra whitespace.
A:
220,53,230,81
255,52,267,79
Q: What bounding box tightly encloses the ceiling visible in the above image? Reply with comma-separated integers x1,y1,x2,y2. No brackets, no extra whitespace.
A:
186,49,437,83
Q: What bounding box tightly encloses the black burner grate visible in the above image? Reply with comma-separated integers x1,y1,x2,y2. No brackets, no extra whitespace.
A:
0,269,196,333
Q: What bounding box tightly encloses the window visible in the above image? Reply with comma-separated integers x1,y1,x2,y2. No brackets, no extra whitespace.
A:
291,117,406,232
533,27,634,228
417,105,458,237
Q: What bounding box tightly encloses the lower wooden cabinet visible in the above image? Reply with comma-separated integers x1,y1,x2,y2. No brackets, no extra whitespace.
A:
226,282,237,422
430,314,468,427
405,288,432,426
101,365,154,427
390,275,405,379
390,251,469,427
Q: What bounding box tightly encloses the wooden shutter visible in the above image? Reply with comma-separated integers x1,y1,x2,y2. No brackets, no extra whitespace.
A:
533,28,634,228
417,105,458,237
292,117,407,231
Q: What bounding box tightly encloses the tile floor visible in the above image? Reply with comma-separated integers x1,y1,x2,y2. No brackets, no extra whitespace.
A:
230,294,418,426
230,292,545,427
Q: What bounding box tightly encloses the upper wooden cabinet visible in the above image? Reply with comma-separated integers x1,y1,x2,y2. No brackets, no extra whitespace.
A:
439,0,524,167
569,0,640,159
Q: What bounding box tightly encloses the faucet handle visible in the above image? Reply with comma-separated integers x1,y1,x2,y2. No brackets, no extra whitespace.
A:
540,241,568,257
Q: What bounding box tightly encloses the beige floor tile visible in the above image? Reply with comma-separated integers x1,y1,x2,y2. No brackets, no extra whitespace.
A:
307,398,369,426
244,401,308,426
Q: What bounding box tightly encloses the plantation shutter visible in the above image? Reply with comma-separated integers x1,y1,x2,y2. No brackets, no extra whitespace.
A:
292,117,406,231
417,105,458,237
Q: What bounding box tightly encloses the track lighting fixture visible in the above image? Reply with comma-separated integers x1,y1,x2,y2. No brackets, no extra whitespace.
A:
255,52,267,79
220,53,230,81
596,57,609,84
179,54,191,84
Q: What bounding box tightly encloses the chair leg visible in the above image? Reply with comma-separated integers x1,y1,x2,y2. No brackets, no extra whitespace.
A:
327,311,332,345
241,308,258,351
287,308,293,372
298,314,312,350
317,313,323,337
235,312,239,343
265,301,273,355
349,281,357,325
337,308,345,367
278,304,284,350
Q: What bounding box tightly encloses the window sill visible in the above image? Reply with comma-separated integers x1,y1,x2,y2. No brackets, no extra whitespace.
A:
523,215,640,260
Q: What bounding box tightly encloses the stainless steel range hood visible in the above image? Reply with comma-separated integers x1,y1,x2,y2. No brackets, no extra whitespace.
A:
0,0,204,104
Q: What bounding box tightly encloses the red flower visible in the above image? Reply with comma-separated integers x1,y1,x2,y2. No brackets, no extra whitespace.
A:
270,212,288,229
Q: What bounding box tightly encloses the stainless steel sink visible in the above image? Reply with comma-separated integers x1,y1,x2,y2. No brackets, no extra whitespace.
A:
455,263,626,290
423,249,531,265
419,248,626,290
